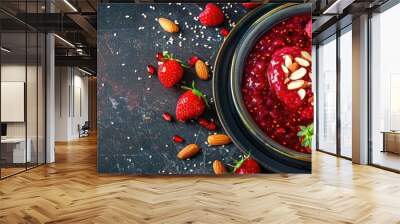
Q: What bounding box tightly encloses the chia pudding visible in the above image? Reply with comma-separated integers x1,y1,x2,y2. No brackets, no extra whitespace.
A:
241,14,313,153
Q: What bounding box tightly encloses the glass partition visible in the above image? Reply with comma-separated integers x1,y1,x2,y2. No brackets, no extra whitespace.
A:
0,1,46,179
1,31,28,177
370,3,400,171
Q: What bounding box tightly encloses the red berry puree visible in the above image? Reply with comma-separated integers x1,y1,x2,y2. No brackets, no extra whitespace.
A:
242,14,313,153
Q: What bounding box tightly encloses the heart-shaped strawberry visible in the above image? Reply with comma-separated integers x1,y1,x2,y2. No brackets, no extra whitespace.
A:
199,3,224,27
233,155,261,174
157,51,187,88
175,82,207,122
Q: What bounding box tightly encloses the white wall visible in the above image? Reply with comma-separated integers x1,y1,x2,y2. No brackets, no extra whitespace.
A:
54,66,89,141
1,64,37,138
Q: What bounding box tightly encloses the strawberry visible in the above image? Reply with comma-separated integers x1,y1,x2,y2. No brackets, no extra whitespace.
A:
157,51,186,88
199,3,224,27
176,82,207,122
242,2,261,9
233,155,261,174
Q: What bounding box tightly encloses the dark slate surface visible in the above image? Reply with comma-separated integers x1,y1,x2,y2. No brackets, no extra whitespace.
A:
97,3,249,174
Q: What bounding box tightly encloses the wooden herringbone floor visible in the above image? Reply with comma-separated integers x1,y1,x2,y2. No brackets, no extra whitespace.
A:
1,135,400,224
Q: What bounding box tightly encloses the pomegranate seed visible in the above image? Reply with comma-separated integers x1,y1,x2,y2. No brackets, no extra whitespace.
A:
206,121,218,131
172,135,185,143
147,65,155,75
219,28,229,37
197,117,209,128
162,112,173,122
156,52,164,61
198,118,218,130
187,56,199,67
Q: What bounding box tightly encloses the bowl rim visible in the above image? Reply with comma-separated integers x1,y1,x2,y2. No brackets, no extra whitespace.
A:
230,4,312,162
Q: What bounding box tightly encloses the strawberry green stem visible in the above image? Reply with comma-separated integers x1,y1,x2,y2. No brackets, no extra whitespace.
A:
232,153,251,173
161,51,189,68
181,81,209,107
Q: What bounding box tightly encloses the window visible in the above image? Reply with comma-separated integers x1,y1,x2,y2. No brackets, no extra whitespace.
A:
370,3,400,171
317,35,337,154
339,27,352,158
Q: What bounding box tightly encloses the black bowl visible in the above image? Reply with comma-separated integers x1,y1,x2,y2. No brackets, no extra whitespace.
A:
213,3,311,173
230,4,311,162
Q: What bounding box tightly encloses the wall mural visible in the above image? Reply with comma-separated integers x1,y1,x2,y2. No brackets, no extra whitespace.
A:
98,2,313,175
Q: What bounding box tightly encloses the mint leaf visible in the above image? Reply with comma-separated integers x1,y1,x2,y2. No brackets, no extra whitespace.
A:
298,124,314,148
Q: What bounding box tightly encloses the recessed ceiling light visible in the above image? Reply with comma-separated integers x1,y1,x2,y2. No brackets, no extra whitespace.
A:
63,0,78,12
323,0,355,15
54,34,75,48
1,47,11,53
78,67,93,76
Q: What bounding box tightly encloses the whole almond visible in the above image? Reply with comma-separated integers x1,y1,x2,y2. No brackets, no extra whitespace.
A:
213,160,227,175
158,18,179,33
177,144,200,160
195,60,209,80
208,134,232,146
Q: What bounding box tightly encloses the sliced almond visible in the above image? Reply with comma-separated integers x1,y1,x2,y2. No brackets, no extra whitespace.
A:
284,78,290,84
297,88,306,100
281,65,289,74
287,80,305,90
289,67,307,80
288,62,299,73
284,55,292,68
295,57,310,67
301,51,312,61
